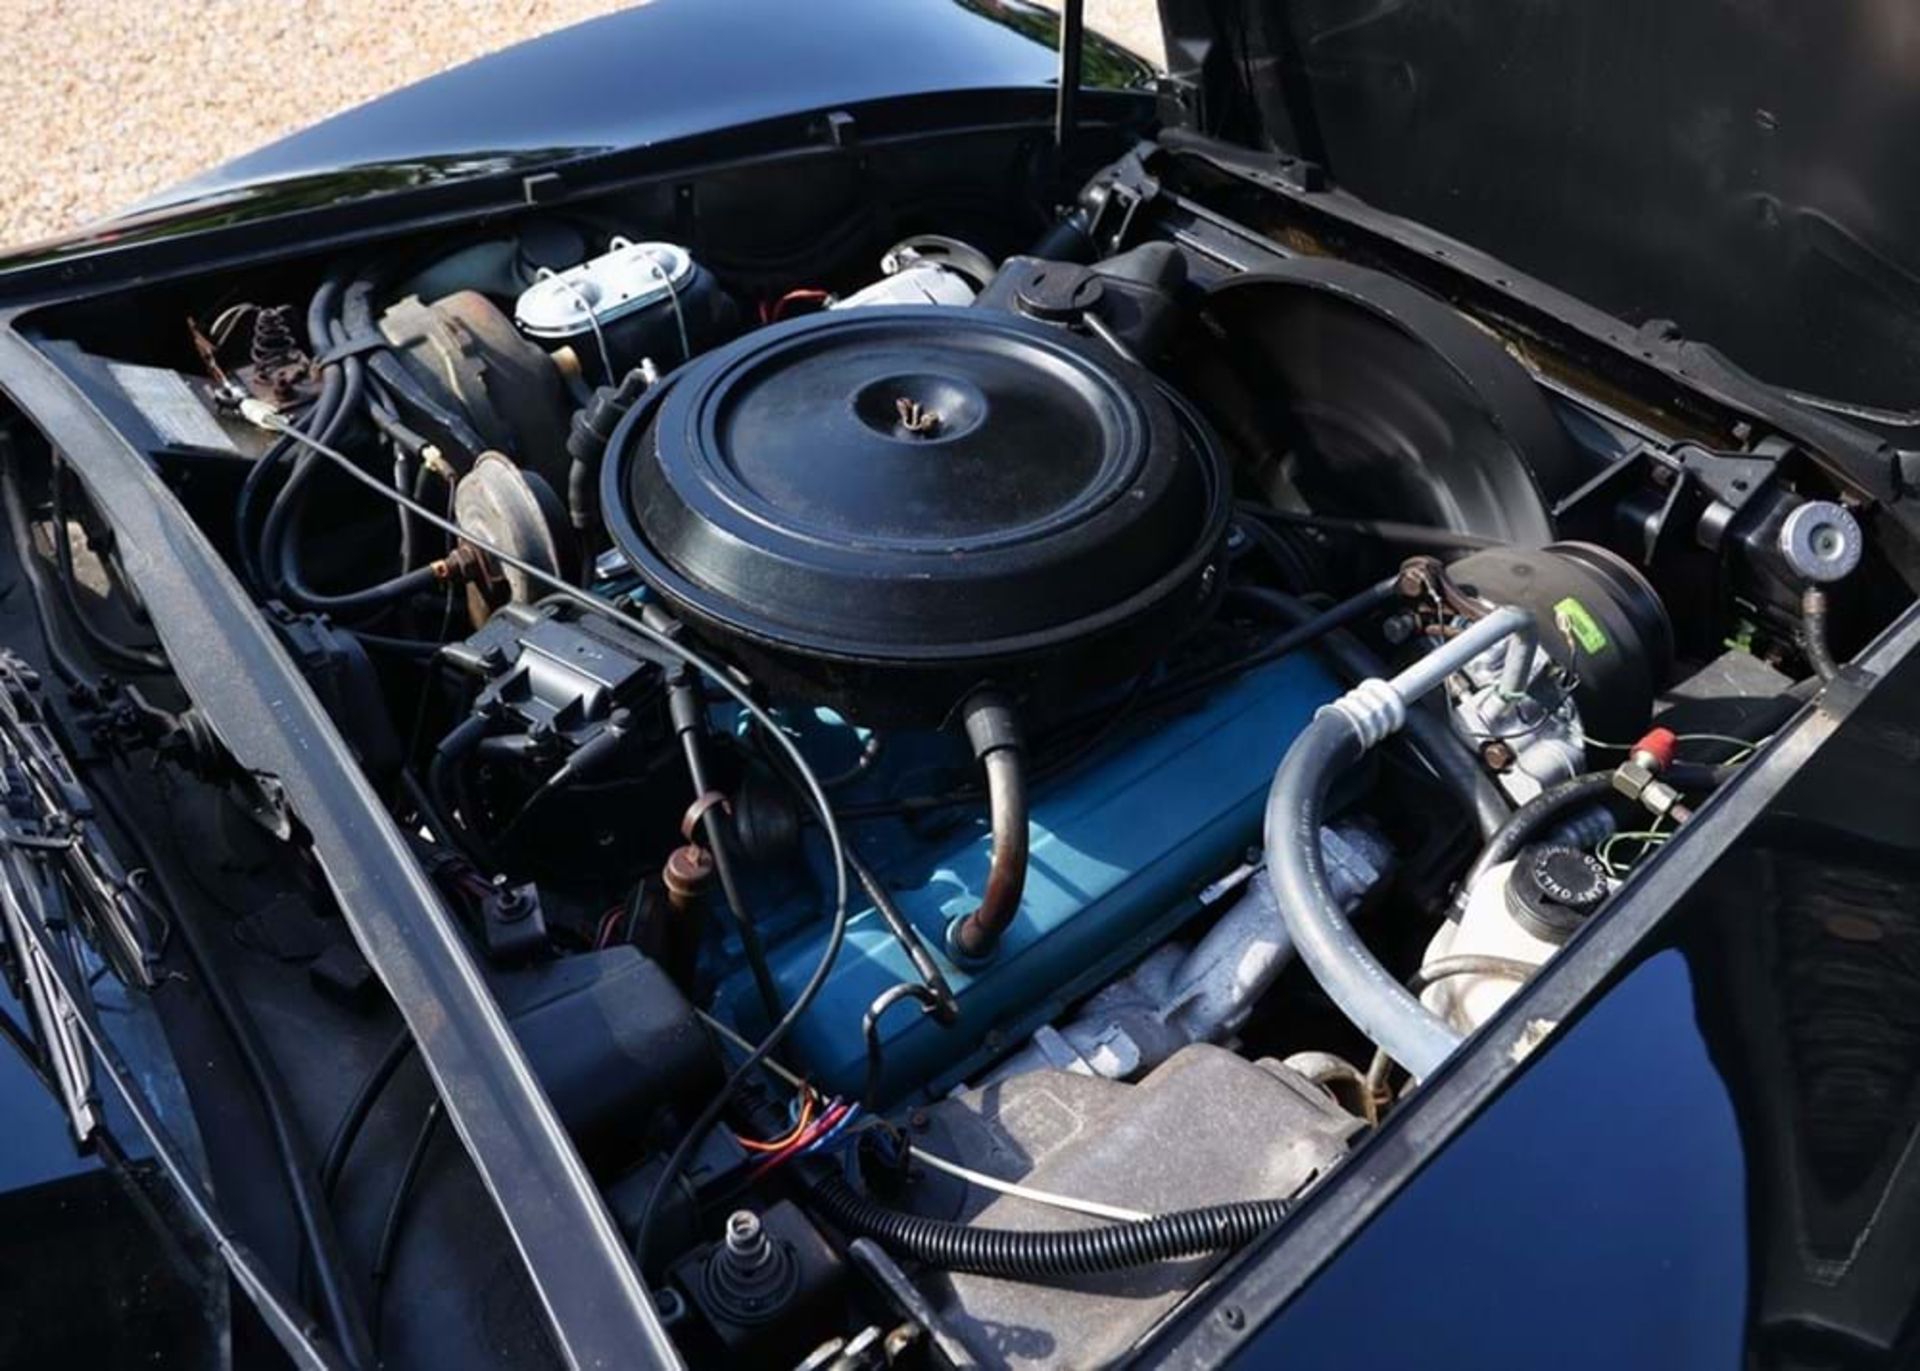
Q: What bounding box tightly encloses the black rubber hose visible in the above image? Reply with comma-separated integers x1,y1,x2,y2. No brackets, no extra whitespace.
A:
370,1103,442,1297
566,367,650,540
1665,760,1743,791
368,397,423,573
1234,512,1320,593
1458,756,1743,906
1801,586,1841,682
340,269,489,459
1,446,102,690
667,672,783,1024
1238,502,1503,553
428,712,499,871
1145,578,1401,708
1457,769,1620,904
270,297,449,616
258,372,366,599
236,428,304,593
231,274,345,590
1231,586,1509,840
805,1172,1289,1279
319,1029,414,1195
350,630,446,660
49,465,169,673
490,709,634,853
258,278,366,598
274,541,442,616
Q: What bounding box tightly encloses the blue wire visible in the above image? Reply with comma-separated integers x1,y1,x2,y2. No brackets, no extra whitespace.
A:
800,1103,862,1156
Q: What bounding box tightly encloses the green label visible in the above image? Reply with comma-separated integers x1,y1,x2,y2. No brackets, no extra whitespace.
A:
1553,596,1609,654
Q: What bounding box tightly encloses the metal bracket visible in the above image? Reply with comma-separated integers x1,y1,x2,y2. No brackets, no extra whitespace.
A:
521,171,565,206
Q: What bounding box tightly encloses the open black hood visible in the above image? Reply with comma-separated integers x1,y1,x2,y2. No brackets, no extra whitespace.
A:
1159,0,1920,418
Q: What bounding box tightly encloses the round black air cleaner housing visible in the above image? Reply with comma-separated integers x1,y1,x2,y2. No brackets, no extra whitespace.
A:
602,307,1230,725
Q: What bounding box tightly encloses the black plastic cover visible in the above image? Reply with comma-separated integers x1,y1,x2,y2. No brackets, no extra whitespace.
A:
499,946,717,1175
267,607,401,780
1506,843,1610,944
604,307,1230,724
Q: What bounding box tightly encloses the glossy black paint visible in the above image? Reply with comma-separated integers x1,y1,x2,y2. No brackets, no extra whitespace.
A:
1152,614,1920,1369
0,1167,218,1366
1159,0,1920,415
0,993,219,1365
0,7,1155,1363
1250,949,1752,1370
0,0,1153,286
2,1,1915,1365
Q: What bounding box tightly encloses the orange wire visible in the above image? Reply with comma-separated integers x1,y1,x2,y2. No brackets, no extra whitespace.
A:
735,1090,816,1153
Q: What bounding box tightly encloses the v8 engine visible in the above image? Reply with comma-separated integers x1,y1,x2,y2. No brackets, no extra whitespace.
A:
14,132,1893,1371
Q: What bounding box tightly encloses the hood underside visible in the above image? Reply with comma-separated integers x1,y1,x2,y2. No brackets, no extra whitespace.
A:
1161,0,1920,416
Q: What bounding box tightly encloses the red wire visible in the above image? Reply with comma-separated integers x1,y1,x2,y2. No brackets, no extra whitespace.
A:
769,288,833,322
750,1101,848,1180
736,1091,817,1153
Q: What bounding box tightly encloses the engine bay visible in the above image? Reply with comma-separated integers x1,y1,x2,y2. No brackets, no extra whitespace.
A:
3,125,1912,1369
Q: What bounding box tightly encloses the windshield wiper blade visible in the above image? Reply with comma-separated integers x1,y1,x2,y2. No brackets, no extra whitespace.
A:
0,650,345,1370
0,654,163,988
0,828,98,1139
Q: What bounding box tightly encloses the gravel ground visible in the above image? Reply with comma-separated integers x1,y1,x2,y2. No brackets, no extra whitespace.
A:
0,0,1162,251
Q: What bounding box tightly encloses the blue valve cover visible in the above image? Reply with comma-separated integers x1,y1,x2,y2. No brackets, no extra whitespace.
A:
713,655,1340,1100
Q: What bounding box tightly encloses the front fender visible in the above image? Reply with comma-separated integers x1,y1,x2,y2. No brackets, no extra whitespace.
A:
0,0,1154,284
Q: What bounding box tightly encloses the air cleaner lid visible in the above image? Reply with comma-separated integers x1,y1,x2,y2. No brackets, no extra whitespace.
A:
607,307,1226,667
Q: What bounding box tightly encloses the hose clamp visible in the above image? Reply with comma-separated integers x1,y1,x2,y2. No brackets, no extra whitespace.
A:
680,789,731,841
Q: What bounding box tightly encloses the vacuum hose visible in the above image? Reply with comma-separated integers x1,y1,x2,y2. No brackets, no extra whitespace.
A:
805,1172,1288,1279
1801,586,1841,682
1455,769,1618,908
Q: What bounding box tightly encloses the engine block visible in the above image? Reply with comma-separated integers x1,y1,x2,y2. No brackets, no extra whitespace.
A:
713,654,1341,1100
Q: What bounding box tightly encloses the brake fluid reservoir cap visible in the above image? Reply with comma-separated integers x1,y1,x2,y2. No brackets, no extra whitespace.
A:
515,239,694,339
1506,844,1610,944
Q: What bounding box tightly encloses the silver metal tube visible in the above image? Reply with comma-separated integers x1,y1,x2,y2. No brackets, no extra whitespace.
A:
1390,604,1534,705
1498,617,1539,698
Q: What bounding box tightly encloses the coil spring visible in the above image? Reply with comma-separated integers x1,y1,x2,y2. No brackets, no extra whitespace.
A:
249,305,301,373
806,1173,1289,1279
245,304,313,401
